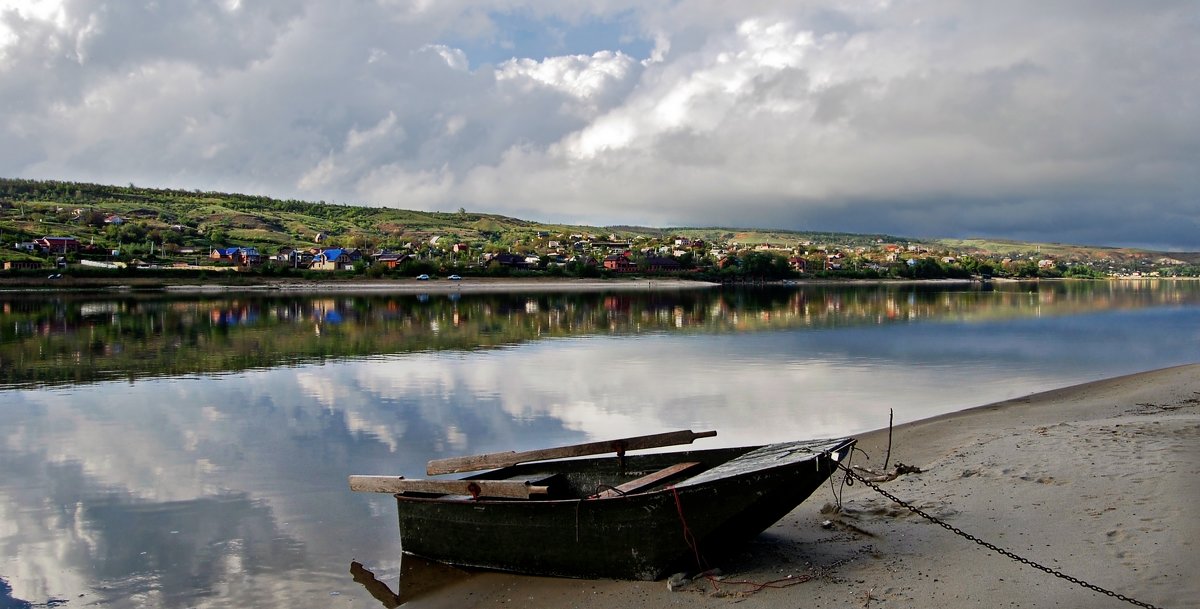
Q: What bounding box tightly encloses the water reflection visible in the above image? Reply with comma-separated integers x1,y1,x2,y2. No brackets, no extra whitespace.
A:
351,557,472,608
0,281,1197,608
350,562,401,608
2,280,1198,389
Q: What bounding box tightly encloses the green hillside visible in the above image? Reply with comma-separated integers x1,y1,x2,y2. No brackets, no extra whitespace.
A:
1,177,1196,276
0,178,591,256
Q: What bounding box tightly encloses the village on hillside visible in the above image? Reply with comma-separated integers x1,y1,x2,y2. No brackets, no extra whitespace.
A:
1,180,1197,280
6,226,1196,280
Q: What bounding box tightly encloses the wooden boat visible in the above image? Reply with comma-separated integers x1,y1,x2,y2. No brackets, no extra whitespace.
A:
350,430,855,581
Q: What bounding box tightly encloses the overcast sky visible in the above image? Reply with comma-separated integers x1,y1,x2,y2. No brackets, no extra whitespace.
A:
2,1,1197,250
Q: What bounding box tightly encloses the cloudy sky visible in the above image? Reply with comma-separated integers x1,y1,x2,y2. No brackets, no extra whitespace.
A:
1,1,1197,250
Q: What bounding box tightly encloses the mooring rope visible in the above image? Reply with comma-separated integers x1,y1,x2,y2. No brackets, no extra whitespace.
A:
669,484,822,595
837,464,1166,609
668,485,708,573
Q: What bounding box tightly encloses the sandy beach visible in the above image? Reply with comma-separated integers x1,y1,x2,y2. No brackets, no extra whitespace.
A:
365,364,1199,609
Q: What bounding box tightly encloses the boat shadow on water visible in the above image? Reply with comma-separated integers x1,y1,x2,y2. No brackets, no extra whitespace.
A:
351,556,475,608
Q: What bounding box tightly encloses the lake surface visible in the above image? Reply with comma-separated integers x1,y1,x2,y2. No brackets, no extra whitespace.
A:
2,280,1198,607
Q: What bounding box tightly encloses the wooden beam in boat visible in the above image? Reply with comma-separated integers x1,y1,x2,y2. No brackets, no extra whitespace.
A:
348,476,550,499
426,429,718,475
591,461,702,499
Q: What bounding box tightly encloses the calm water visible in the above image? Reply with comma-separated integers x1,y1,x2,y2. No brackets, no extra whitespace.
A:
1,280,1198,607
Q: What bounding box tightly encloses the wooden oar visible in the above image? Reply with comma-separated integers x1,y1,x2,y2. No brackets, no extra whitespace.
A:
426,429,718,475
348,476,550,499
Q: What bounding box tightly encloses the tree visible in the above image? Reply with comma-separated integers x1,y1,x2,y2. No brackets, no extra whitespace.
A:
738,252,793,279
902,258,944,279
82,210,106,227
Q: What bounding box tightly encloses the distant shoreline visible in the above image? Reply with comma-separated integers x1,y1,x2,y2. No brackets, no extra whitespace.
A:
0,275,1191,295
0,276,723,294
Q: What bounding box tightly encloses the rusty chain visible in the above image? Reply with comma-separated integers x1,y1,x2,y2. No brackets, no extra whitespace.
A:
838,465,1165,609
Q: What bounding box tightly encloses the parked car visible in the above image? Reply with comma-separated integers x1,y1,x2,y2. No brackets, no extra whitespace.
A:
448,274,462,280
416,274,430,280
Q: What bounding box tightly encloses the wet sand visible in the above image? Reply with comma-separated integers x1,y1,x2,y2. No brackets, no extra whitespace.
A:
366,364,1199,609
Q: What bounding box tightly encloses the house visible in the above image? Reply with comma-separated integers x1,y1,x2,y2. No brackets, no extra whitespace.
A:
603,254,637,273
274,246,298,265
375,252,411,269
13,242,37,252
592,241,633,251
788,257,808,273
209,247,262,266
487,253,528,269
643,256,683,273
104,214,125,225
34,236,80,254
310,248,363,271
273,246,313,267
3,260,42,271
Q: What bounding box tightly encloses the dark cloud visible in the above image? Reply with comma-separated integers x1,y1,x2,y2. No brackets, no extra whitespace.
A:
0,1,1196,249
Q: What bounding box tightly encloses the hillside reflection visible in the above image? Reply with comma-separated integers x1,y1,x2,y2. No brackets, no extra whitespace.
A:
2,280,1196,389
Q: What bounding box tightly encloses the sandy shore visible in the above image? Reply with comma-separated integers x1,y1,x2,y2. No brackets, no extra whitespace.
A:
371,364,1199,609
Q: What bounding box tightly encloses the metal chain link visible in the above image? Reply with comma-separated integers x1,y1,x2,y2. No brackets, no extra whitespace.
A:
839,465,1165,609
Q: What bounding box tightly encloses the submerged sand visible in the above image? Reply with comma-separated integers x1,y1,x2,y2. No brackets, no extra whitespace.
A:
365,364,1199,609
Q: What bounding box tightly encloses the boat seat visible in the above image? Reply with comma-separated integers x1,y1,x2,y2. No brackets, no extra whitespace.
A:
590,461,702,499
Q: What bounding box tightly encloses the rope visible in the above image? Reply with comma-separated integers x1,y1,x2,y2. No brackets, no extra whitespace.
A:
668,485,707,573
668,485,819,596
838,464,1166,609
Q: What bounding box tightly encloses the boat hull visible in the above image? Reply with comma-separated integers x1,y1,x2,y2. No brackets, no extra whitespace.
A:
393,437,855,580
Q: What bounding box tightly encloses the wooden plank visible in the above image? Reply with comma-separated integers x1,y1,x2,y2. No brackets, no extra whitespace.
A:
592,461,702,499
426,429,718,475
348,476,549,499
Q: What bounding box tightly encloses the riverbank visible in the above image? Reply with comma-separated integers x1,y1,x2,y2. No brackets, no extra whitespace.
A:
373,364,1199,609
0,276,722,294
3,274,1193,295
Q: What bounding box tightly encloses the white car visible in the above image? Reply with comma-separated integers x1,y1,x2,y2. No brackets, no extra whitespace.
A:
447,274,462,280
416,274,430,280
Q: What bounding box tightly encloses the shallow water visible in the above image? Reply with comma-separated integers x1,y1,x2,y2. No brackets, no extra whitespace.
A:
1,280,1197,607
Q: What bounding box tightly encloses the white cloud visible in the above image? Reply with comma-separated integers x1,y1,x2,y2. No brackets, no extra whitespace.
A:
356,164,456,208
497,51,635,101
296,153,341,192
345,111,400,151
420,43,468,70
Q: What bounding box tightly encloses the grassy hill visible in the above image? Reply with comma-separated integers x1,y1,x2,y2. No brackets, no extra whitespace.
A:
0,178,918,259
1,178,1195,271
